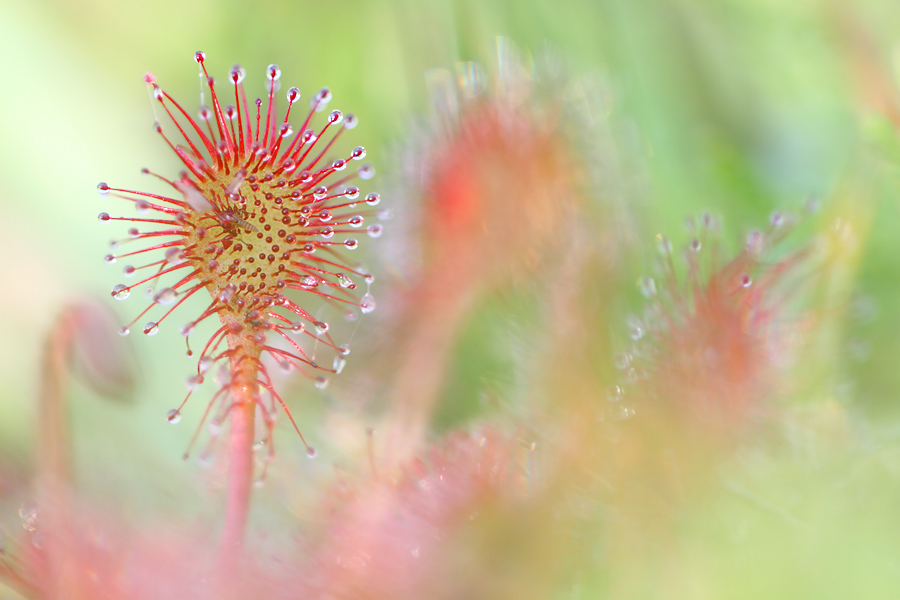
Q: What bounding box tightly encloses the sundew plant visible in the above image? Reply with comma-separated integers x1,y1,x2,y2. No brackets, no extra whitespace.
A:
2,1,900,598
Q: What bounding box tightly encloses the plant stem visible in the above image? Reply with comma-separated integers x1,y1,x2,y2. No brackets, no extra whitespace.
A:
219,350,257,565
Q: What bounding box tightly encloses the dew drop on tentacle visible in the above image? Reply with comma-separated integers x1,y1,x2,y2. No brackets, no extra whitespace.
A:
98,212,111,223
314,376,329,390
154,287,177,305
307,447,317,458
745,230,763,254
287,86,300,104
143,322,160,336
112,284,130,300
118,325,130,337
229,64,246,85
185,374,204,390
312,88,332,111
167,409,182,424
104,254,117,264
358,164,375,180
333,355,347,374
97,182,110,195
359,292,376,314
199,356,215,373
364,192,380,206
770,211,784,227
366,224,383,238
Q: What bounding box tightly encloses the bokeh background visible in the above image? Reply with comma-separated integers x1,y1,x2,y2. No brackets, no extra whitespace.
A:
2,0,900,597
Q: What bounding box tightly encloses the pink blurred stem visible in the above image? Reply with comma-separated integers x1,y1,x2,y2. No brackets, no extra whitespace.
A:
219,352,257,566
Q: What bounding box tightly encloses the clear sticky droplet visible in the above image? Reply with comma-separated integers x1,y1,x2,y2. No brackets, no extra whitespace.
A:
229,65,246,85
19,502,38,532
360,292,376,314
366,224,383,238
166,409,182,424
98,212,111,222
314,376,328,389
333,355,347,374
112,284,130,300
307,446,317,458
770,211,783,227
314,87,332,108
154,287,177,305
118,325,130,337
337,273,354,288
358,164,375,180
143,322,159,336
185,374,204,390
266,64,282,81
607,385,624,403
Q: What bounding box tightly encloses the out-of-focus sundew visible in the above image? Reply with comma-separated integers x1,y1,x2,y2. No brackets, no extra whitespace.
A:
3,0,900,597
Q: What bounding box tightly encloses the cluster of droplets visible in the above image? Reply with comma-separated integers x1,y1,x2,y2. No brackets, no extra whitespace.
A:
98,53,384,460
606,209,800,422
